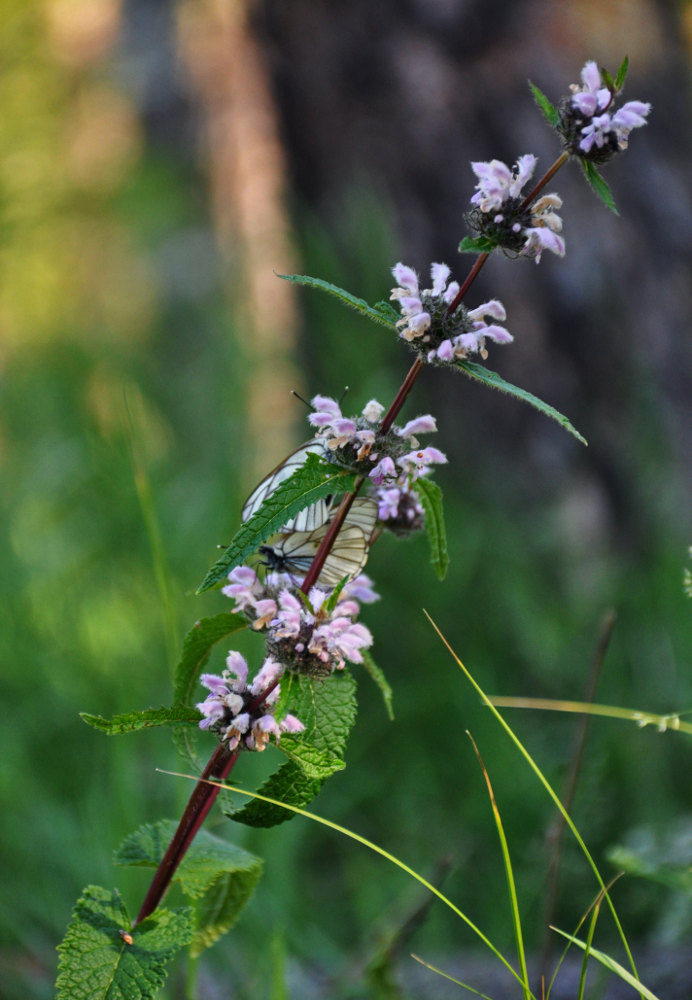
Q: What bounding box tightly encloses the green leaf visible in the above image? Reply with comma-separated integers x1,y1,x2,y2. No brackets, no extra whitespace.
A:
458,235,497,254
371,299,401,325
528,80,559,126
56,885,193,1000
601,67,615,91
171,612,249,768
551,927,661,1000
580,160,618,215
455,360,588,445
276,735,346,779
278,273,398,330
607,824,692,895
230,672,357,827
615,55,629,91
81,706,201,735
115,820,263,959
360,649,394,720
226,760,323,828
196,454,357,593
173,613,248,708
413,477,449,580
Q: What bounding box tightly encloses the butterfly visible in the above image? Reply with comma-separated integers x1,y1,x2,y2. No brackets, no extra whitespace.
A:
259,496,378,587
241,439,333,532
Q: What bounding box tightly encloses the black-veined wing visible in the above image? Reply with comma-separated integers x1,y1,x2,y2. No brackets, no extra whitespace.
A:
259,496,377,587
242,439,333,532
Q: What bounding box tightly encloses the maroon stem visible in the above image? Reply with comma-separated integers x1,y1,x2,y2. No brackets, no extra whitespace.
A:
444,253,490,316
520,151,569,209
299,479,363,594
134,742,238,925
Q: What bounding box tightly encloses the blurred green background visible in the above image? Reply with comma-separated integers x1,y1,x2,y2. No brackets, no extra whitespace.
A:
2,1,692,997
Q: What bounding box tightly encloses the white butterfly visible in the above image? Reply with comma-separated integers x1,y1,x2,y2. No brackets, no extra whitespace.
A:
241,439,333,532
259,496,378,587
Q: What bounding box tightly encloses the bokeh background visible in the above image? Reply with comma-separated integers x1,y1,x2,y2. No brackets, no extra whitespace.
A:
2,1,692,997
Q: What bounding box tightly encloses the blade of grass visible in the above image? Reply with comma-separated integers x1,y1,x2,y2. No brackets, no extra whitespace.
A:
423,611,641,993
576,899,601,1000
488,697,692,736
550,929,661,1000
546,873,624,999
540,609,615,987
411,955,498,999
158,770,536,998
467,733,530,1000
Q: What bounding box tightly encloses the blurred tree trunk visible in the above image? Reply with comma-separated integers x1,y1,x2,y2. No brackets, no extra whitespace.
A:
177,0,303,483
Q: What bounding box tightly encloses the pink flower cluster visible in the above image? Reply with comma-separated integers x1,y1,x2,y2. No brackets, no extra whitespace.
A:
197,651,304,751
569,61,650,154
470,156,565,264
391,263,514,361
306,393,446,528
308,395,446,486
223,566,379,676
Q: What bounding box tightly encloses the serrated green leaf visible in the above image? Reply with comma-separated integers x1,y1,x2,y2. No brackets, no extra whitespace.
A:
228,760,323,828
278,273,398,330
615,55,629,91
458,235,497,254
551,928,661,1000
528,80,560,126
81,706,201,735
173,613,248,707
414,477,449,580
115,820,263,959
196,455,357,593
230,672,357,827
277,735,346,779
580,160,618,215
171,612,248,768
360,649,394,720
455,360,588,445
371,299,401,325
56,885,193,1000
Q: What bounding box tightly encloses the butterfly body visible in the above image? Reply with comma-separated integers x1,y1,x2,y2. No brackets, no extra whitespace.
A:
260,497,377,587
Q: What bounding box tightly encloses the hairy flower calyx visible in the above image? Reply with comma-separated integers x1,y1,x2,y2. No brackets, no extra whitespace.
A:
557,60,650,164
196,652,304,751
391,262,513,363
466,156,565,264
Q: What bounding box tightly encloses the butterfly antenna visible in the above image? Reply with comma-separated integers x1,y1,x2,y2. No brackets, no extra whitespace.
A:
291,390,314,411
338,386,350,406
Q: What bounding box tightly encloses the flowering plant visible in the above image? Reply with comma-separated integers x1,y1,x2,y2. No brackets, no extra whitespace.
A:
57,58,653,999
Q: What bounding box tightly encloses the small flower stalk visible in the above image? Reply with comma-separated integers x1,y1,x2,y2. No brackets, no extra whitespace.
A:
197,652,304,750
390,262,514,363
557,59,650,163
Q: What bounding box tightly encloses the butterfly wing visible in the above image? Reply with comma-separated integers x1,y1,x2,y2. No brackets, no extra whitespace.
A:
242,439,332,532
262,496,378,586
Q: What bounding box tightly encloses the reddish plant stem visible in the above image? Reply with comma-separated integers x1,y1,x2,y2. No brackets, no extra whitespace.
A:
520,151,569,209
299,477,364,594
133,678,282,926
445,253,489,316
134,741,239,925
380,358,424,435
